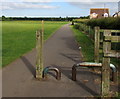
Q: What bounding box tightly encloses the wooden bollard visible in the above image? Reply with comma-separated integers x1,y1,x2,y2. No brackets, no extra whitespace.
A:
36,30,44,79
36,20,44,79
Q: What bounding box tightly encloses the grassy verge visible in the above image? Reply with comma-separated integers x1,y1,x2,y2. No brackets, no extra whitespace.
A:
71,26,94,62
2,21,68,67
71,25,120,67
72,23,120,66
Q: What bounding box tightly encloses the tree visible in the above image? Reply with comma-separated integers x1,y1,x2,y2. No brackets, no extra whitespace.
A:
24,16,28,20
2,15,6,21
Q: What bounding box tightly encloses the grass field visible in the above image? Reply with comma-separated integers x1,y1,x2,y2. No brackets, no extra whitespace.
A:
2,21,68,67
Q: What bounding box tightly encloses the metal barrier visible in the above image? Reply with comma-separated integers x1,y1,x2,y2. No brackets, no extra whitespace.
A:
43,66,61,80
72,62,117,82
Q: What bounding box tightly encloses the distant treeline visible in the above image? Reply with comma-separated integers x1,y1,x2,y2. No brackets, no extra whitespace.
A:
0,15,89,21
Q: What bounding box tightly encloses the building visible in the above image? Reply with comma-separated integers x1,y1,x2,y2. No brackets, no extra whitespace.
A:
90,8,109,19
113,11,120,17
112,1,120,17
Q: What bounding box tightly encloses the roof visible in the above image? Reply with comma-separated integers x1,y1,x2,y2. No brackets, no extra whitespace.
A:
90,8,109,14
90,8,109,10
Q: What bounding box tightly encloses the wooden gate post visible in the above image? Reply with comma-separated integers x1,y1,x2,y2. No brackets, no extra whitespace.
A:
102,30,111,97
94,27,100,63
36,21,44,79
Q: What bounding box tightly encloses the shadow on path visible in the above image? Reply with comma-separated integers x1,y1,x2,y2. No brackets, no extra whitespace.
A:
60,53,81,63
21,56,36,77
61,37,79,51
75,80,100,96
52,64,100,96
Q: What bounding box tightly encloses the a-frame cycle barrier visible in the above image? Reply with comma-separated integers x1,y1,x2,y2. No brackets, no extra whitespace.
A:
72,27,120,97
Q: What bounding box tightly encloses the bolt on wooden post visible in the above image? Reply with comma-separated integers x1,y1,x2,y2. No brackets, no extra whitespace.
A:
36,20,44,79
102,30,111,97
94,27,100,63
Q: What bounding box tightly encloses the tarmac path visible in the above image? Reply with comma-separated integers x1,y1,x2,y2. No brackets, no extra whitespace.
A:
2,24,101,97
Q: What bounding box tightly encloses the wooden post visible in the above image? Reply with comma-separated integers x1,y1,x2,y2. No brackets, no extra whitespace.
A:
42,20,44,34
88,26,90,37
102,30,111,97
72,21,74,25
36,21,44,79
102,57,110,97
94,27,100,63
86,25,88,34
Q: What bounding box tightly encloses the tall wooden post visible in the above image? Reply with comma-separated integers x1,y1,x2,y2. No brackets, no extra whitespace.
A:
94,27,100,63
102,30,111,97
36,21,44,79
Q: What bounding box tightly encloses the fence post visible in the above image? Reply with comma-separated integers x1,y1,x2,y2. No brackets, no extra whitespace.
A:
88,26,90,37
36,21,44,79
102,30,111,97
94,26,100,63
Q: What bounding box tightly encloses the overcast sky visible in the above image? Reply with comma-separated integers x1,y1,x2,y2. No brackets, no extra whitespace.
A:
0,0,119,17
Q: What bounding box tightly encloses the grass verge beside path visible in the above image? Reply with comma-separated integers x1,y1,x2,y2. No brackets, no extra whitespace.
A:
2,21,68,67
71,26,94,62
71,26,120,66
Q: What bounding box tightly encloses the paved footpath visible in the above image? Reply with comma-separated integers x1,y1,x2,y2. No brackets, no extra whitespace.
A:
2,24,101,97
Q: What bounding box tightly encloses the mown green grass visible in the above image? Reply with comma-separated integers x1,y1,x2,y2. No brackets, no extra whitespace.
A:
2,21,68,67
71,26,94,62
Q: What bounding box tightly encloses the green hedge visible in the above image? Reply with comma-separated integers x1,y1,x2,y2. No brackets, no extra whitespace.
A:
73,23,94,40
86,17,120,30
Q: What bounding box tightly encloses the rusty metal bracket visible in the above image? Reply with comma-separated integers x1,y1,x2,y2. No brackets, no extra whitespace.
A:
43,66,61,80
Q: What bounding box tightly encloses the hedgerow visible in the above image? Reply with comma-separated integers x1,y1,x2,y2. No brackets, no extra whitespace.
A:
73,17,120,30
86,17,120,30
